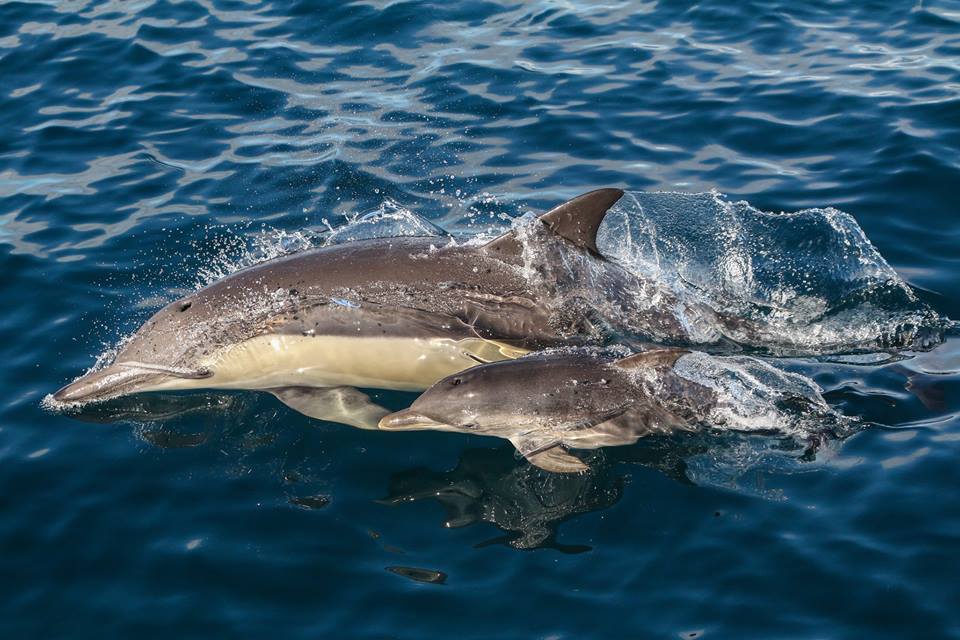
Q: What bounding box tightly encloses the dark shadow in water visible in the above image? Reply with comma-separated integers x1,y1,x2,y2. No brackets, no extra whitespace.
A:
64,391,256,448
64,391,244,429
63,390,869,552
385,565,448,585
375,435,760,553
380,445,622,553
377,428,856,552
61,391,341,509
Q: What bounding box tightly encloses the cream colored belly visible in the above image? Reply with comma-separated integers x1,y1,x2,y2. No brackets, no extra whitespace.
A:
147,334,524,393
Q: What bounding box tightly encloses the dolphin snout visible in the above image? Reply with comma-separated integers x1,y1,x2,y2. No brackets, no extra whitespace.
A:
53,364,162,405
378,409,447,431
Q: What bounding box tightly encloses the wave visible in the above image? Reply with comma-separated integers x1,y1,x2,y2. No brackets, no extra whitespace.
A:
596,191,949,354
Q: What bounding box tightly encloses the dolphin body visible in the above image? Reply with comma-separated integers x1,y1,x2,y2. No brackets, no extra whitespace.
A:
55,188,694,427
378,348,716,472
379,347,844,472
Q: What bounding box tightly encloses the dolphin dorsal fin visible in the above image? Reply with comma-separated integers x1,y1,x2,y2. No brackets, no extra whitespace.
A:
483,188,624,259
614,348,688,370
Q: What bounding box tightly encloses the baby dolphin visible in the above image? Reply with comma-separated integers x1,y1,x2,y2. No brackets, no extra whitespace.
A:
379,348,713,472
54,188,672,427
379,348,839,473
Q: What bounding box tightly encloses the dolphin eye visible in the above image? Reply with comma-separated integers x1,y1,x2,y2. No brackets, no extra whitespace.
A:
179,301,193,312
451,378,462,386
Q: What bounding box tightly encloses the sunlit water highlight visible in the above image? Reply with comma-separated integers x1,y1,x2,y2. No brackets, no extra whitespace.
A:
2,1,959,638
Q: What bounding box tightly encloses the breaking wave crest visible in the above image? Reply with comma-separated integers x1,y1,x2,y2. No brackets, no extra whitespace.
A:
323,199,448,245
673,352,848,436
195,228,323,287
597,191,948,355
195,200,445,287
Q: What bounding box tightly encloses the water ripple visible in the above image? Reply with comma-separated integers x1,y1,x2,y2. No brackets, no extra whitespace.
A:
1,0,959,637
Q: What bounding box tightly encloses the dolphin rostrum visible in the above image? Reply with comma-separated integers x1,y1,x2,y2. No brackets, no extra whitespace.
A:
379,348,839,473
55,188,681,427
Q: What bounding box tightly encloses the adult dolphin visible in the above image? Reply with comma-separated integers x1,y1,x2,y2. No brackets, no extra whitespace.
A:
54,188,679,427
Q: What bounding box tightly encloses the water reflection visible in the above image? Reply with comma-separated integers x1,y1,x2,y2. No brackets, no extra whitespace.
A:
378,430,853,550
62,390,339,506
380,445,623,553
65,390,244,429
64,387,874,551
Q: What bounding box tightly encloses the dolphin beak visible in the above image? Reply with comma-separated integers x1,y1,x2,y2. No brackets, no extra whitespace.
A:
378,409,448,431
52,364,164,405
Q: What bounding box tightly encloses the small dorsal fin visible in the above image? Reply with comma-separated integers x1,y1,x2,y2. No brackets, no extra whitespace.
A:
614,348,688,370
483,188,624,259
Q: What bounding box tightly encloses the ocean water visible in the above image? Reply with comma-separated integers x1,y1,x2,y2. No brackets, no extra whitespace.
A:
2,1,960,638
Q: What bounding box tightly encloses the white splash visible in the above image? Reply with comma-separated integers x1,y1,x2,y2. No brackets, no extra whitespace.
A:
596,190,946,354
674,351,840,435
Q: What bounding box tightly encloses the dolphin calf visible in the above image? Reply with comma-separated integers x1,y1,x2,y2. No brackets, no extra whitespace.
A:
379,349,704,471
54,188,663,427
379,348,838,472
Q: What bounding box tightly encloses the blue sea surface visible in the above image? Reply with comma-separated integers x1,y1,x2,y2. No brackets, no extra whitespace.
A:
2,1,960,638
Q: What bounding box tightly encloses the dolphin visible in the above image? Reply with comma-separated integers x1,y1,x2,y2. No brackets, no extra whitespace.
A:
378,348,716,472
379,347,844,472
55,188,683,427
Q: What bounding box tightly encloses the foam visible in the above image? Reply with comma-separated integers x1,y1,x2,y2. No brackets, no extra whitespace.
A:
595,190,948,354
673,351,845,435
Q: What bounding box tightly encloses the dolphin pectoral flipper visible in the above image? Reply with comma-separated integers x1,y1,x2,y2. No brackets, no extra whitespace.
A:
525,446,589,474
269,386,389,430
508,436,589,474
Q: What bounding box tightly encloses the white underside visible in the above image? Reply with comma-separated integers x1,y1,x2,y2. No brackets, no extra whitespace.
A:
144,334,524,393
